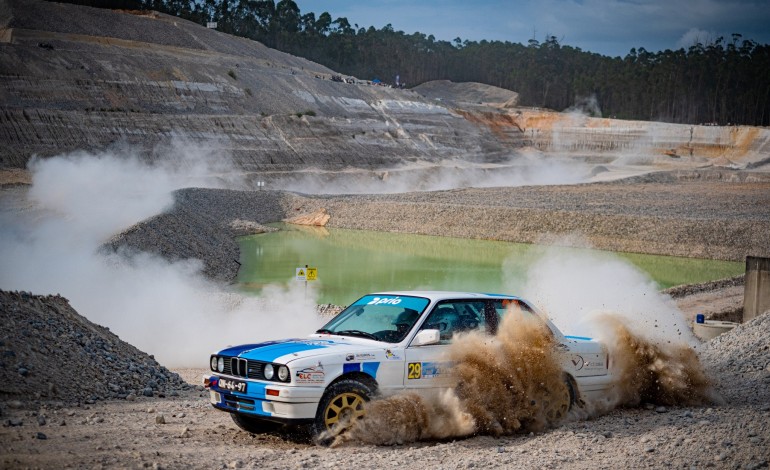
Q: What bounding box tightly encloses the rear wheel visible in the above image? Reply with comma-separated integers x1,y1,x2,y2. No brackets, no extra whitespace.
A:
313,379,374,441
230,413,282,434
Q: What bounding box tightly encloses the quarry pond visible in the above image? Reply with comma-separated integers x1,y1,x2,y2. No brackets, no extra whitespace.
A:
237,224,743,305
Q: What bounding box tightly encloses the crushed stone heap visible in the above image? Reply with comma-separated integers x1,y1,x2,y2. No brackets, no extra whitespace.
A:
0,290,190,406
698,310,770,405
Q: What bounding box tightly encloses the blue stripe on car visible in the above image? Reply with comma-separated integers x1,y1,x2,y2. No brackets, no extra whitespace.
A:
217,340,298,356
362,362,380,378
565,335,593,341
342,362,380,378
481,293,517,298
238,340,333,362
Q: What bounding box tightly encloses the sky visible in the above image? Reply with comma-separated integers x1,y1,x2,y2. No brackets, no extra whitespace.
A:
293,0,770,58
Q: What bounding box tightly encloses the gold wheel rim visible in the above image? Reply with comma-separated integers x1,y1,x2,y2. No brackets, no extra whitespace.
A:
323,392,366,429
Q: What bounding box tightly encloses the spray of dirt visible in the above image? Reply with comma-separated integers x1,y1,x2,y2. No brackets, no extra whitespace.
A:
450,310,569,435
327,309,717,447
329,389,475,446
592,314,717,410
329,309,569,446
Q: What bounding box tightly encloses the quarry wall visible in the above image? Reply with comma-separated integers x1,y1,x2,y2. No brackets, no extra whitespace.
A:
2,0,769,172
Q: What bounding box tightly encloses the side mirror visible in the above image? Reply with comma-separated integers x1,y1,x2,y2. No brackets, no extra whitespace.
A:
411,329,440,346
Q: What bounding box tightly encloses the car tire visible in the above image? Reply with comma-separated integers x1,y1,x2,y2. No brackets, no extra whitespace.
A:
313,379,374,442
545,376,575,424
230,413,282,434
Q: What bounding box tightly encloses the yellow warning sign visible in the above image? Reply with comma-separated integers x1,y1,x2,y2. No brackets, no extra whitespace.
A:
306,268,317,281
295,268,306,281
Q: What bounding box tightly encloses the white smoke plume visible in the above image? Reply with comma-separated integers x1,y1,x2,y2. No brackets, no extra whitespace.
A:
564,95,603,118
510,241,697,347
0,141,324,366
265,153,593,195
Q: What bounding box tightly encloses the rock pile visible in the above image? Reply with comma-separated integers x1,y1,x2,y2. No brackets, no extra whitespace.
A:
698,310,770,404
0,290,190,407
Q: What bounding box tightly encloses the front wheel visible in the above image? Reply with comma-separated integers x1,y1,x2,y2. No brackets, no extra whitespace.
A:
313,379,374,441
230,413,282,434
545,376,576,424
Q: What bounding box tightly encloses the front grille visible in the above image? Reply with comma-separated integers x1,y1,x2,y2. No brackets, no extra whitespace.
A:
221,356,266,380
231,357,248,377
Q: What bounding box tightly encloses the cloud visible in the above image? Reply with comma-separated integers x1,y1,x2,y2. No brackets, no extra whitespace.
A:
676,27,718,49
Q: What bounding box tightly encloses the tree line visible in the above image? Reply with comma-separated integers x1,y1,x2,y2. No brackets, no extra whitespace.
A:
61,0,770,126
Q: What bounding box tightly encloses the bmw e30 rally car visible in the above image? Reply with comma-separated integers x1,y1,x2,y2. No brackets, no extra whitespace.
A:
204,291,613,437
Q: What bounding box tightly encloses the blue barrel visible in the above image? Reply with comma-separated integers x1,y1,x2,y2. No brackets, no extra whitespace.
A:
696,314,705,324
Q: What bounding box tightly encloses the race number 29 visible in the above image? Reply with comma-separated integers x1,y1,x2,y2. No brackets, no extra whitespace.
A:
407,362,422,379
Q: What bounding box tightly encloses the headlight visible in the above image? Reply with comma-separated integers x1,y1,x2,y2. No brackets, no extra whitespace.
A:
278,365,289,382
264,363,274,380
217,357,224,373
210,356,217,371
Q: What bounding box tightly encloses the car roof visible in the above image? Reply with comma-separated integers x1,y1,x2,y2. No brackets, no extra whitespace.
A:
368,290,526,303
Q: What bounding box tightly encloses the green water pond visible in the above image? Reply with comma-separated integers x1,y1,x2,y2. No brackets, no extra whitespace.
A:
237,224,743,305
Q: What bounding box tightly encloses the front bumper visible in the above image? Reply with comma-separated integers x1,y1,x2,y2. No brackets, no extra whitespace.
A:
204,374,325,421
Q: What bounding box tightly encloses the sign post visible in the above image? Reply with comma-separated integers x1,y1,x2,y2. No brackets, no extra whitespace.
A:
296,265,318,298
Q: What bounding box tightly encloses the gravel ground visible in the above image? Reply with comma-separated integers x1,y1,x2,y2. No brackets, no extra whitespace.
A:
1,311,768,470
0,290,190,404
3,169,769,468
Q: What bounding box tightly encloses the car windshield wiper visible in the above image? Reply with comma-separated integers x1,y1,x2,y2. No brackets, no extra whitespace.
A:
315,328,334,334
334,330,380,341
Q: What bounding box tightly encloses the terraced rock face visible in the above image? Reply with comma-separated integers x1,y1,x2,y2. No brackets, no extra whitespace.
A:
3,0,770,174
0,0,519,169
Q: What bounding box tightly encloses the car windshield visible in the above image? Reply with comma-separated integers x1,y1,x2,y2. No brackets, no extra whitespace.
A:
317,295,430,343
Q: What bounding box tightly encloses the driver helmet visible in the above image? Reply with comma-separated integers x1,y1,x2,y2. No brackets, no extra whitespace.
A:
426,307,459,334
393,308,419,327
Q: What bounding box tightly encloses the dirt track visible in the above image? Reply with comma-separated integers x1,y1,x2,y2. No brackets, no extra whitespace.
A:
2,164,770,468
2,354,768,470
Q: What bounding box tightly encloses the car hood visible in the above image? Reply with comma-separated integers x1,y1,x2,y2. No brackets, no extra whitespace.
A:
215,336,377,364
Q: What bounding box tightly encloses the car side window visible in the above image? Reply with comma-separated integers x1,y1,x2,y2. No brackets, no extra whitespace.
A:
420,301,485,343
490,299,547,335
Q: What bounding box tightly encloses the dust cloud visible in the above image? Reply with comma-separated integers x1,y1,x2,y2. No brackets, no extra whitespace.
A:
330,309,565,447
0,142,323,366
267,154,593,195
513,243,716,408
593,314,716,409
564,94,603,118
330,247,716,446
513,242,698,346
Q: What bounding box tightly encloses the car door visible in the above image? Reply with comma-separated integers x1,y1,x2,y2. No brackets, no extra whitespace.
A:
403,300,487,389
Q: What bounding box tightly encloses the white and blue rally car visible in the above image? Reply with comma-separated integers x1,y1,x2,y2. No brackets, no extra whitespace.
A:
204,291,613,437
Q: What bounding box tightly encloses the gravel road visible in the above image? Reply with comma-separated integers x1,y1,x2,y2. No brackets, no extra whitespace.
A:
1,290,768,470
3,168,770,468
2,317,768,470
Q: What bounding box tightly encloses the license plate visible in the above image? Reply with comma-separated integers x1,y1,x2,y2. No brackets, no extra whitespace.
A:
218,377,247,393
